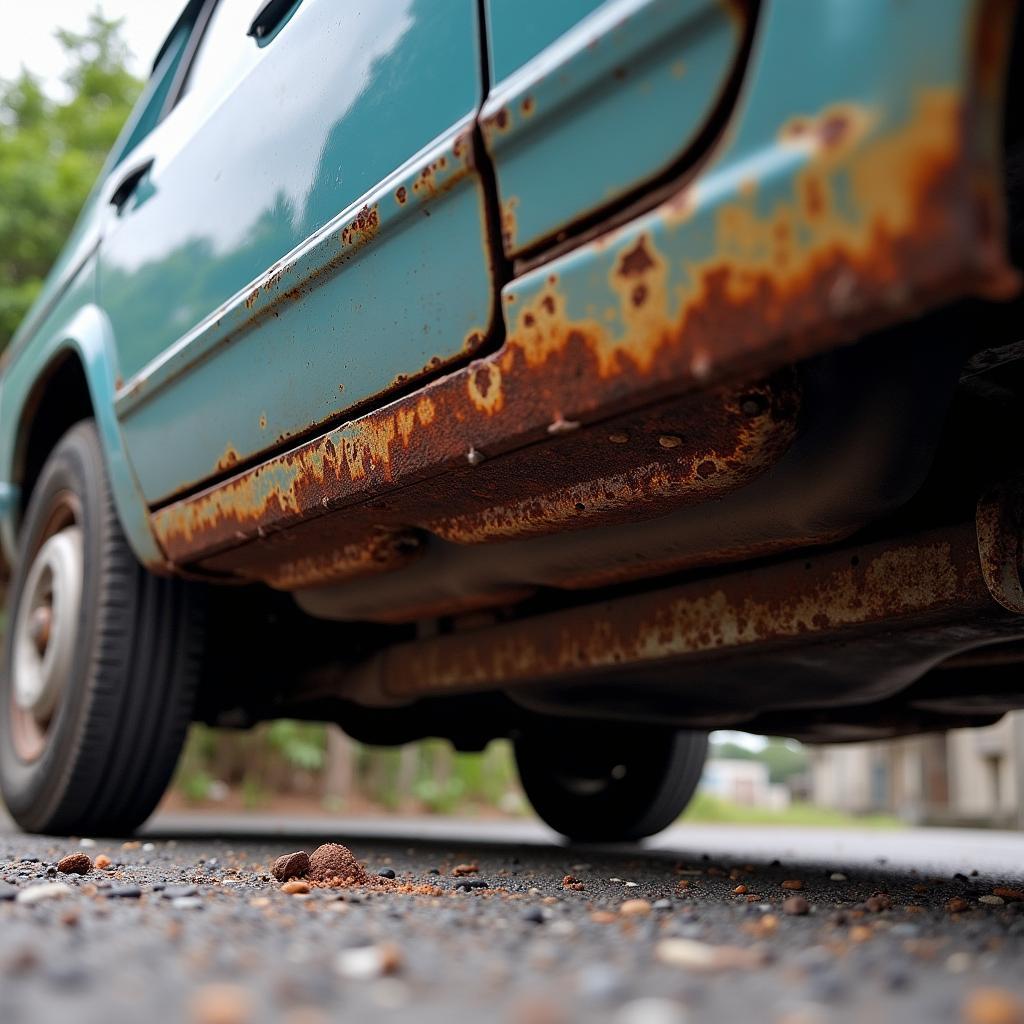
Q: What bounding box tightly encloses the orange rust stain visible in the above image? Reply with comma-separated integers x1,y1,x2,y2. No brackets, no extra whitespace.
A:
396,186,407,205
258,413,267,430
216,446,240,473
483,107,510,140
339,204,380,248
501,196,518,251
467,362,504,415
778,103,877,163
396,407,417,447
265,531,421,590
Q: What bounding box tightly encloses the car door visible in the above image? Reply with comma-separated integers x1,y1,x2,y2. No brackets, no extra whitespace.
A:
101,0,497,504
480,0,752,259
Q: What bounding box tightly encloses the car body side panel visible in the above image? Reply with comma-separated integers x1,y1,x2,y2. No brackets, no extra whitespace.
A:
480,0,748,256
146,0,1015,593
101,0,496,504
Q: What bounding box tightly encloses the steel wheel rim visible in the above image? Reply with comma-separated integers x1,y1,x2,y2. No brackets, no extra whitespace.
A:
9,495,83,763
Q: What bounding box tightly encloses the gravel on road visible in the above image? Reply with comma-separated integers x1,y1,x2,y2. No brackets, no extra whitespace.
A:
1,817,1023,1024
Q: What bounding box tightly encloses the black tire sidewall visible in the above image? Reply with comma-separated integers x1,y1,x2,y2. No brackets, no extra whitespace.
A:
515,722,708,842
0,423,114,828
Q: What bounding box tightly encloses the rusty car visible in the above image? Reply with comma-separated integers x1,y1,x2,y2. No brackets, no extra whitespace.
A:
2,0,1024,839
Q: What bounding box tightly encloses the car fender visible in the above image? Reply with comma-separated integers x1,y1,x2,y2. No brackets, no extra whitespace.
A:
0,303,164,572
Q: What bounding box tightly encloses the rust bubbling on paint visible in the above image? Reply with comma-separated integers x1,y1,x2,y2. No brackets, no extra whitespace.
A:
339,204,380,248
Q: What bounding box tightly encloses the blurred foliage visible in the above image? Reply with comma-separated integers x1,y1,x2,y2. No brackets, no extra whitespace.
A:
265,720,326,772
0,11,141,350
173,723,523,817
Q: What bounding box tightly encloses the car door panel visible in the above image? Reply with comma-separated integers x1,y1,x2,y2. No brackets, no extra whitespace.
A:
481,0,751,257
101,0,495,504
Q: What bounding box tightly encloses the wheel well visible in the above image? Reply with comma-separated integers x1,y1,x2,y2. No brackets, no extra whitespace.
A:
15,352,94,519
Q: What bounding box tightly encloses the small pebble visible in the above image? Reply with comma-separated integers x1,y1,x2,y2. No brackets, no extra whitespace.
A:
783,895,811,916
334,944,402,981
271,852,310,883
993,887,1024,901
162,886,199,899
105,886,142,899
377,868,396,880
946,952,974,974
57,853,92,876
16,883,74,904
962,987,1024,1024
620,899,653,917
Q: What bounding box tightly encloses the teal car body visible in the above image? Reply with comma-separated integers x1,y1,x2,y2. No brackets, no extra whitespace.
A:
0,0,1015,603
10,0,1024,839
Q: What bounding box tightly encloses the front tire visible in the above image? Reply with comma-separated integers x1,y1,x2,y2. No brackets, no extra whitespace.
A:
1,420,205,835
515,719,707,842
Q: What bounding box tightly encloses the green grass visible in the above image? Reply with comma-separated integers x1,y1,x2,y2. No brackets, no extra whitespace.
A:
683,791,904,829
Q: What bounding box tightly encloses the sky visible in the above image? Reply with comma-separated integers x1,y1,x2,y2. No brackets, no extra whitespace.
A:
1,3,181,91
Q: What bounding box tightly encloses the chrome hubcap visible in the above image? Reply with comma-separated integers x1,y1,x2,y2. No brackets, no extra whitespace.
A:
11,525,83,760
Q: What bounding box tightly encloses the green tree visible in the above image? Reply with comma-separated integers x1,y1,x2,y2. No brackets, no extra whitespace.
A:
0,11,141,350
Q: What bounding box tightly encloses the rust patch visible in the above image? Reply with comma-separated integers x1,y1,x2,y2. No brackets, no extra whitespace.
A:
260,529,423,590
482,106,510,142
216,446,240,473
618,238,656,278
501,195,519,251
339,204,380,248
396,186,407,205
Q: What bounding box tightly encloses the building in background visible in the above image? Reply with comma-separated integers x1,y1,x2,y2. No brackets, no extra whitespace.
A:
809,712,1024,828
700,758,791,810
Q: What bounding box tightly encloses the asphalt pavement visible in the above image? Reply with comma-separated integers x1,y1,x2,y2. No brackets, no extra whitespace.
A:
1,809,1023,1024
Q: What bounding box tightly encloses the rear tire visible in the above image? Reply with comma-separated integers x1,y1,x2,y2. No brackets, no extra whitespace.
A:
1,420,205,835
515,720,707,842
